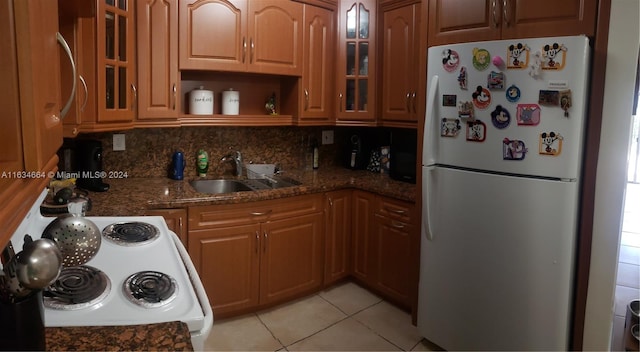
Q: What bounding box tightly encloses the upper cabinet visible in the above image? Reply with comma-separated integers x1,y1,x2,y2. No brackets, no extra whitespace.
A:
297,4,335,125
380,1,420,127
335,0,377,125
136,0,180,121
428,0,597,46
179,0,303,76
59,0,137,136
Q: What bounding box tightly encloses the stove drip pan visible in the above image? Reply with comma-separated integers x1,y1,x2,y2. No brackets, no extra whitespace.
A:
124,271,178,308
102,222,160,246
44,265,111,310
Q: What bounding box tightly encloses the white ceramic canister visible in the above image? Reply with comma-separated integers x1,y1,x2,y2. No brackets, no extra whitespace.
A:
189,86,214,115
222,89,240,115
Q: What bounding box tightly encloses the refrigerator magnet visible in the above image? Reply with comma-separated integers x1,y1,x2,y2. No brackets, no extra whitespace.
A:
539,132,563,156
541,43,567,70
529,51,543,78
458,66,468,89
503,139,528,160
441,118,461,137
466,120,486,142
516,104,541,125
458,101,475,120
507,43,530,69
442,95,457,107
492,55,505,69
538,90,560,106
487,71,505,90
442,49,460,72
472,48,491,71
560,90,572,117
472,86,491,109
506,85,521,102
490,105,511,129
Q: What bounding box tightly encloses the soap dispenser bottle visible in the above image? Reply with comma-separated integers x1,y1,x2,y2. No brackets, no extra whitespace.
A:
196,149,209,177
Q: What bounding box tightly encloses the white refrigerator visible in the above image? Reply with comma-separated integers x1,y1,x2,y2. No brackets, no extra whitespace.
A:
418,36,590,350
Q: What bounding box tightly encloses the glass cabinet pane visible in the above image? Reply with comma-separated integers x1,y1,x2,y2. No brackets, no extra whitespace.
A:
359,4,369,39
346,79,355,111
106,0,114,6
346,4,356,39
359,43,368,75
347,42,356,75
358,80,368,111
106,66,114,109
118,15,126,61
118,67,127,109
105,12,115,60
118,0,126,10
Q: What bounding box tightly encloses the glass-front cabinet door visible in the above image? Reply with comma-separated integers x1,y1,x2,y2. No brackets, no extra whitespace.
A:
336,0,376,125
97,0,136,122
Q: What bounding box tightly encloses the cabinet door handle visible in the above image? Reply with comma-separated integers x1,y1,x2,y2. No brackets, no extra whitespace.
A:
503,0,510,27
250,38,255,64
249,210,272,217
131,84,137,110
304,89,309,111
338,93,343,112
172,83,177,110
412,92,417,113
263,231,268,253
57,32,76,120
242,37,247,63
79,75,88,113
391,220,406,229
406,92,411,112
328,197,333,207
255,231,260,254
491,0,499,28
178,217,183,235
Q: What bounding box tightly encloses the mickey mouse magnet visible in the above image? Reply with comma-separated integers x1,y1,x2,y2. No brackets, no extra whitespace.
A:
441,118,461,137
507,43,530,69
539,131,563,156
541,43,567,70
503,139,528,160
472,85,491,109
442,49,460,72
466,120,486,142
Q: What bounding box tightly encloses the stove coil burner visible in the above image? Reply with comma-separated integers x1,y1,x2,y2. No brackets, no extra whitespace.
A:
44,265,111,310
123,271,178,308
102,222,160,246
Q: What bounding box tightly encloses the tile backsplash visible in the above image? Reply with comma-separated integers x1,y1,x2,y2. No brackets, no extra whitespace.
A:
78,126,345,179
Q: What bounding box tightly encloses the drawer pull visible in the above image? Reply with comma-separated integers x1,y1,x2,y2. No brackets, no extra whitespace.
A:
249,210,272,217
385,207,406,215
263,232,268,253
391,220,406,229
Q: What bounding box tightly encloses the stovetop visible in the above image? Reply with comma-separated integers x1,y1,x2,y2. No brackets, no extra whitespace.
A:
7,190,206,333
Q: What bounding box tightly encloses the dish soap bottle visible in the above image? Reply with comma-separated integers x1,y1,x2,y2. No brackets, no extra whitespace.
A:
312,139,319,170
196,149,208,177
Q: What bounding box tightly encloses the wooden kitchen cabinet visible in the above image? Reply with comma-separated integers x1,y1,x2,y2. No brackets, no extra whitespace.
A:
352,190,417,308
380,1,420,127
179,0,303,76
136,0,180,122
188,194,324,317
351,190,376,284
1,0,64,247
324,190,352,285
297,4,335,125
428,0,597,46
335,0,377,125
146,208,187,246
58,0,136,136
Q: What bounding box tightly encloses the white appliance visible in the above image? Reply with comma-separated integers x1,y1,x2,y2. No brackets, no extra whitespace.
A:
6,190,213,350
419,35,590,350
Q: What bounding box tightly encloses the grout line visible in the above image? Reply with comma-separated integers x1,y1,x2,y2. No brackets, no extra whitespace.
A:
254,312,287,352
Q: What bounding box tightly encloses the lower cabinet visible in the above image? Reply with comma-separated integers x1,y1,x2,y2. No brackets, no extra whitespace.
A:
145,208,187,246
188,194,324,317
324,190,352,285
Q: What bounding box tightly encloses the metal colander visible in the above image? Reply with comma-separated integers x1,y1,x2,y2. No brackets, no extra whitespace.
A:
41,214,101,267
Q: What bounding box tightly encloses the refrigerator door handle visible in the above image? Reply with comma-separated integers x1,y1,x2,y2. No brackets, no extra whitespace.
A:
423,75,439,166
423,166,435,241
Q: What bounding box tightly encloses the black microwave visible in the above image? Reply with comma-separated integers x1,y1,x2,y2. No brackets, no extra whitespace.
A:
389,129,417,184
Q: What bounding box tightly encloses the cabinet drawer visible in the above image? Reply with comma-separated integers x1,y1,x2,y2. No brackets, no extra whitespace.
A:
189,194,323,230
375,196,415,224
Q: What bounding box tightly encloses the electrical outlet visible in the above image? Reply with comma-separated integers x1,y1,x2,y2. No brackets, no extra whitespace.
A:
113,134,126,151
322,130,334,145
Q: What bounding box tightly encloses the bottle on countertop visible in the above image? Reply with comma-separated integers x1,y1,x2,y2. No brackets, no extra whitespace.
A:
312,138,319,170
196,149,208,177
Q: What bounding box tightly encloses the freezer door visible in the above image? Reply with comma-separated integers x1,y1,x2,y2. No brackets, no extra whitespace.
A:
418,166,578,351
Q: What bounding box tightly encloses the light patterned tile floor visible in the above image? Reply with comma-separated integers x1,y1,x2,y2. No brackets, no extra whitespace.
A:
204,282,432,351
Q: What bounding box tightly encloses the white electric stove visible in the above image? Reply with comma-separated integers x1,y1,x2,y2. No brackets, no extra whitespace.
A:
7,189,213,350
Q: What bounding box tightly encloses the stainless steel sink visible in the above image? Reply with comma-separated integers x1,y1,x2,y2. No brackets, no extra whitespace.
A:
189,179,254,194
189,176,302,194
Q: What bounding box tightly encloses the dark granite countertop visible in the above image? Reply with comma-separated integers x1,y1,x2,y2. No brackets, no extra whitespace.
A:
85,167,417,216
46,321,193,351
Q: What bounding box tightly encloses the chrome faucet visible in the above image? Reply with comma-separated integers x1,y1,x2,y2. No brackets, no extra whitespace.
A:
221,150,243,176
